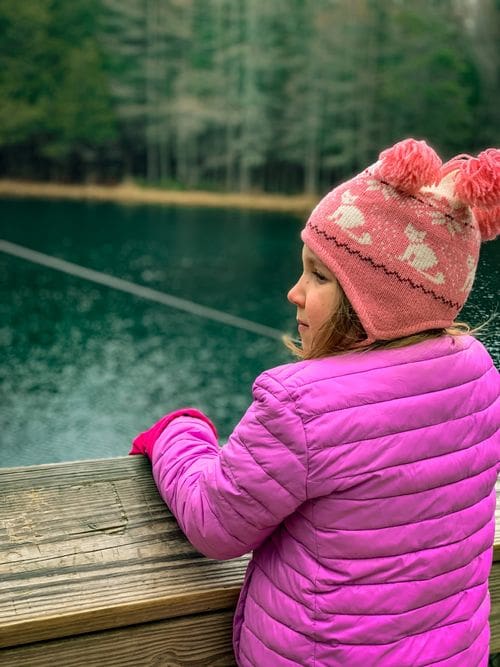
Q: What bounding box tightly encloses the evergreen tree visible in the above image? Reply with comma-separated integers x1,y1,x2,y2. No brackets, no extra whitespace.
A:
0,0,116,180
0,0,497,189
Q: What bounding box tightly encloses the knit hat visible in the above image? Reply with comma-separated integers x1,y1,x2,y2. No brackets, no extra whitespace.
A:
301,138,500,343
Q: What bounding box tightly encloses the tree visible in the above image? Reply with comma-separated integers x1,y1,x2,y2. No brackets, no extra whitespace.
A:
0,0,496,189
0,0,117,180
0,2,50,149
453,0,500,151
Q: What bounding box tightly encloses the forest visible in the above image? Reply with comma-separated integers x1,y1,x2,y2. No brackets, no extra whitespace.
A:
0,0,498,194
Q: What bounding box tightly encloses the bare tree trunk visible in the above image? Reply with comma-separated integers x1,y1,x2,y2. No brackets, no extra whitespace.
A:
303,82,320,195
239,0,255,192
145,0,158,182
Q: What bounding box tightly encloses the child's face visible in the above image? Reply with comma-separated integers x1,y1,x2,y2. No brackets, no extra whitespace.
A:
287,245,341,354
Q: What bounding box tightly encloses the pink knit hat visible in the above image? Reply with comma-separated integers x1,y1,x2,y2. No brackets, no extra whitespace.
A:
301,138,500,343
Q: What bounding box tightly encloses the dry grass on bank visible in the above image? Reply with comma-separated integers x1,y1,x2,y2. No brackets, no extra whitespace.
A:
0,180,317,216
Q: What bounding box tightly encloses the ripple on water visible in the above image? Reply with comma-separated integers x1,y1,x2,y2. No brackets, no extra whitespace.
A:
0,198,498,467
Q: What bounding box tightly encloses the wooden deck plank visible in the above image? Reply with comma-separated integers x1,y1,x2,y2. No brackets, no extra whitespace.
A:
0,457,499,653
490,563,500,653
0,457,248,649
0,610,237,666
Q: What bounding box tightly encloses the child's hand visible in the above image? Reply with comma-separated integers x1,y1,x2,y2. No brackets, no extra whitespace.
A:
129,408,217,459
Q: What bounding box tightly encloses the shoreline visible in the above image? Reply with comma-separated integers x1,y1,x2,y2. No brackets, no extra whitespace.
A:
0,180,317,216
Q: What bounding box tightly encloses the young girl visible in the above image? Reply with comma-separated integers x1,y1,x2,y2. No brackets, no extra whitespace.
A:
131,138,500,666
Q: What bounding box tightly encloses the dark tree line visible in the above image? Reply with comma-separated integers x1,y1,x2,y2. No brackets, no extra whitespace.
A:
0,0,498,193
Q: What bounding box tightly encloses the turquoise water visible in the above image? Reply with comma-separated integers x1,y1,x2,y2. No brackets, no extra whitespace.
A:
0,197,498,467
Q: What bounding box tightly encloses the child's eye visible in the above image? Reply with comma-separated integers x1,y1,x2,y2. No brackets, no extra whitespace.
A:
313,269,327,283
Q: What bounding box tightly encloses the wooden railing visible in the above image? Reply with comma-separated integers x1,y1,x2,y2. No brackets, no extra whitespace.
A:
0,456,498,665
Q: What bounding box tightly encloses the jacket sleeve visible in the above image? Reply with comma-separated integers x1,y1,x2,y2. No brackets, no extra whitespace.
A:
151,371,308,560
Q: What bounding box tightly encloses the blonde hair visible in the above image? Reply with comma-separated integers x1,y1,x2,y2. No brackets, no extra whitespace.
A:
284,281,472,360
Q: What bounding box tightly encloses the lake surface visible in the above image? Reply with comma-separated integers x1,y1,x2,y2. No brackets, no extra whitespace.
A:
1,197,498,467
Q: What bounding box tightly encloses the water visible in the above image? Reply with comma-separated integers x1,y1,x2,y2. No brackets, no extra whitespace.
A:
0,197,498,467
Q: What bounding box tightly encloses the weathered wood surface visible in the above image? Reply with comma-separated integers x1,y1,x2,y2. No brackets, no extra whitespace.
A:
494,480,500,653
0,456,248,650
0,610,236,666
491,565,500,653
0,456,499,660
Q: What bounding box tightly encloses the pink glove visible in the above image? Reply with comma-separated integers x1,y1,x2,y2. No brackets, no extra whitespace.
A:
130,408,218,459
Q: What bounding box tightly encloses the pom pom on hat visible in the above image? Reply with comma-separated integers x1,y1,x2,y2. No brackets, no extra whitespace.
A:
452,148,500,209
473,204,500,242
445,147,500,241
375,138,442,195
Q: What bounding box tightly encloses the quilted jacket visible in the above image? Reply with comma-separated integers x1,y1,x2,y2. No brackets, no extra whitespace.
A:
151,335,499,666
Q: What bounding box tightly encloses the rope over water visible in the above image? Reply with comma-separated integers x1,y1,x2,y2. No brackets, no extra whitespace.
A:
0,239,283,340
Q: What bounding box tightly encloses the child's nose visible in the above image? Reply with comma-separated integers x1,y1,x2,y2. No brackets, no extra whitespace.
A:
287,279,304,307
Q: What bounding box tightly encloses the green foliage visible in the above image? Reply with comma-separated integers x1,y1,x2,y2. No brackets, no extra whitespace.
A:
375,3,476,155
0,1,52,145
42,40,117,160
0,0,117,175
0,0,498,189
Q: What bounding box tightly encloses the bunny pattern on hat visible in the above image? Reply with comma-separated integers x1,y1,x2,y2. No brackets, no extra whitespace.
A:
301,138,500,342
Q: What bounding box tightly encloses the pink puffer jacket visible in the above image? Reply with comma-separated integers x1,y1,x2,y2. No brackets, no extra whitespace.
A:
151,335,499,666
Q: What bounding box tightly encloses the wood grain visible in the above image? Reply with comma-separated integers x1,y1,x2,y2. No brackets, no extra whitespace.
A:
0,610,237,666
0,457,498,656
0,457,248,649
491,562,500,653
495,480,500,561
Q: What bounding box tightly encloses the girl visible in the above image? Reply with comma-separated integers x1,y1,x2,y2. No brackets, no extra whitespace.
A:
131,139,500,666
